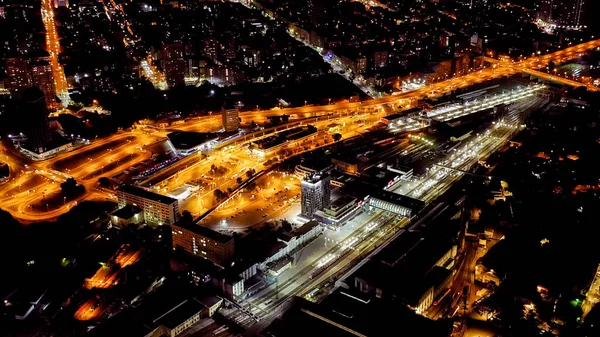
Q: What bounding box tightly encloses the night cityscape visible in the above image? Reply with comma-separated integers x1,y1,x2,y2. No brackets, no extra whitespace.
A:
1,0,600,336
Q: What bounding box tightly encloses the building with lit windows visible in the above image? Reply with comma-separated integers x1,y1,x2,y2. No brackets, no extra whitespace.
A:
221,107,239,132
537,0,587,28
30,59,56,109
352,232,456,315
373,51,388,68
21,87,51,154
301,170,331,218
110,204,144,227
4,57,32,98
117,185,180,225
162,42,186,88
243,49,261,68
224,38,236,61
201,37,218,62
171,220,235,265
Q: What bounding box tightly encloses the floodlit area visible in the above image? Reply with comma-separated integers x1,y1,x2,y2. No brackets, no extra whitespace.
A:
402,78,427,92
0,40,597,224
197,171,301,230
84,246,141,290
388,84,546,133
245,91,549,318
140,59,168,90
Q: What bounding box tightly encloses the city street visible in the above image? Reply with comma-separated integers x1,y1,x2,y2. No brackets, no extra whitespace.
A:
0,39,593,223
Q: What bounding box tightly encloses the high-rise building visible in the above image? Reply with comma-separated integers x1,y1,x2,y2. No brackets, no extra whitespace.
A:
162,43,186,88
30,59,56,109
301,170,331,218
221,107,239,132
224,39,237,61
201,37,218,62
537,0,587,28
21,87,50,154
373,51,388,68
185,58,196,78
4,57,32,99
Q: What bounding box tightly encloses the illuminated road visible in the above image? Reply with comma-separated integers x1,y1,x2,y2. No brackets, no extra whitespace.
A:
74,298,106,321
0,131,161,221
140,57,168,90
156,111,380,220
1,41,597,222
483,39,600,91
40,0,70,106
99,0,167,89
85,245,141,290
582,264,600,318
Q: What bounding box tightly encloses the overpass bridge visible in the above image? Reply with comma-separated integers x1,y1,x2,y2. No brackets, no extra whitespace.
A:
482,56,600,91
480,38,600,91
245,38,600,122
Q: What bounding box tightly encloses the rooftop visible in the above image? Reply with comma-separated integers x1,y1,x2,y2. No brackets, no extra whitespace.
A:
279,220,320,242
199,296,222,308
172,220,233,244
110,204,143,219
303,170,330,184
362,166,400,189
265,290,452,337
167,131,218,151
371,189,425,212
382,108,423,122
327,195,357,211
152,298,206,329
118,185,178,205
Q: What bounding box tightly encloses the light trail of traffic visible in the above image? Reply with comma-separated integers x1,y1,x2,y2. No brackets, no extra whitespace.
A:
1,39,596,222
40,0,70,107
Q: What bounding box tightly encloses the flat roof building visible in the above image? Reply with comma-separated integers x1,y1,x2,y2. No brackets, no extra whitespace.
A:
117,185,180,225
352,233,457,314
171,220,235,266
84,281,221,337
265,289,452,337
163,42,186,88
110,204,144,228
364,190,425,218
221,107,240,132
167,131,218,156
381,108,423,124
313,195,361,229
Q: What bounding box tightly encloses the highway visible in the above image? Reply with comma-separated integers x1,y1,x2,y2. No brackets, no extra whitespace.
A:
0,40,595,223
40,0,70,106
0,131,160,221
483,39,600,91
